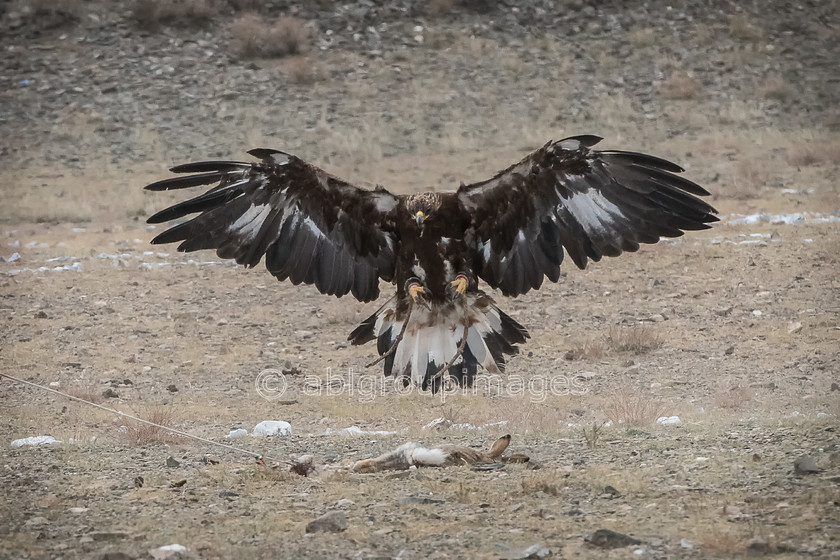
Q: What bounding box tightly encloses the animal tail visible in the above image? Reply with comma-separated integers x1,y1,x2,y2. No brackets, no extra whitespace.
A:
348,292,528,392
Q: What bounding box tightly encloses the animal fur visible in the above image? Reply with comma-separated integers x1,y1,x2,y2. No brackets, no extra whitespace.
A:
352,434,512,473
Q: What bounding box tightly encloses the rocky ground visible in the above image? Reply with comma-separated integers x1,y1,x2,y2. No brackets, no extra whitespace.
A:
1,1,839,559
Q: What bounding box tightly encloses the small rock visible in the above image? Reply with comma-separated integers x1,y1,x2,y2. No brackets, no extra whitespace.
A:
34,310,48,319
170,479,187,488
746,537,770,556
251,420,291,437
219,491,239,499
500,543,551,559
102,388,119,399
166,456,180,468
586,529,642,549
603,485,621,497
724,345,735,355
794,455,820,475
398,496,445,505
787,321,803,334
134,476,144,488
150,544,187,559
305,511,348,533
680,538,694,549
11,435,62,447
831,382,839,392
336,498,355,507
167,384,178,393
656,416,681,425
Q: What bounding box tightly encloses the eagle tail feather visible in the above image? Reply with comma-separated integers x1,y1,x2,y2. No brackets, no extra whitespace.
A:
351,293,528,391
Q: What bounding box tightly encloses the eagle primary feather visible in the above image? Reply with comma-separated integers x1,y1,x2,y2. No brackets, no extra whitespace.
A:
145,135,717,391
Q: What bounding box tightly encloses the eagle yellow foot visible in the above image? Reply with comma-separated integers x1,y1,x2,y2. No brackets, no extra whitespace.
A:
450,274,468,296
408,282,426,304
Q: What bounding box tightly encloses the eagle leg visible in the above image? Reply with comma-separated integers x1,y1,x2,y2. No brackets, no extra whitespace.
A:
405,279,431,310
449,274,468,296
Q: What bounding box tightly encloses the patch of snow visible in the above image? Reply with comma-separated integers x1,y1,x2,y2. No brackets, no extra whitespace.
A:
251,420,292,437
656,416,681,425
723,211,840,225
11,435,62,447
224,428,248,439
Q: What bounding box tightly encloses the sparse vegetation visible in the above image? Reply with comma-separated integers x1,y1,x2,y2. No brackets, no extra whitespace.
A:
729,159,768,199
10,0,82,29
627,28,656,48
581,422,606,449
659,73,701,100
601,383,668,427
728,14,764,42
231,14,311,58
758,74,795,102
713,385,753,410
605,325,663,354
787,142,840,167
119,404,186,446
426,0,456,18
521,470,563,496
132,0,215,29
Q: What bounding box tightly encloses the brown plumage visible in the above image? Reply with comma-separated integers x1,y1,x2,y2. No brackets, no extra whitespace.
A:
145,135,717,391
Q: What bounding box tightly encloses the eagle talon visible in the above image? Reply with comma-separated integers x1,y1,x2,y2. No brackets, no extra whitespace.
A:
408,282,427,304
450,274,468,296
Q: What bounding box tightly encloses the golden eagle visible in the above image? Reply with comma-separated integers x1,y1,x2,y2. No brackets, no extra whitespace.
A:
145,135,717,391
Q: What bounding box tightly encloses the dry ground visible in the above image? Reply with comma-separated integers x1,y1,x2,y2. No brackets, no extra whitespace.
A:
1,1,839,558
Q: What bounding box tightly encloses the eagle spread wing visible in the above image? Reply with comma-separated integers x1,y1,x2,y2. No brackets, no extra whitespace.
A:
457,135,718,296
145,135,717,391
146,149,399,302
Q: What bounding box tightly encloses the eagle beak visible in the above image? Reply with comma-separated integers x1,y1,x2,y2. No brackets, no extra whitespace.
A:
415,211,426,227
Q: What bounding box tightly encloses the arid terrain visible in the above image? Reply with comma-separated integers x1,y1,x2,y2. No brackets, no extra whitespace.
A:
1,1,839,558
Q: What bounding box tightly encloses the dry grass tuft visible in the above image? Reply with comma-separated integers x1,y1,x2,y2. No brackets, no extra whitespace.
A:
133,0,214,29
606,325,663,354
11,0,82,29
728,14,763,42
696,526,747,556
66,380,105,405
787,142,840,168
521,470,563,497
729,159,768,199
564,340,606,361
119,404,186,446
627,28,656,48
231,14,311,59
581,422,606,449
602,383,668,427
757,74,795,102
659,73,701,100
426,0,456,17
713,385,753,410
282,56,321,84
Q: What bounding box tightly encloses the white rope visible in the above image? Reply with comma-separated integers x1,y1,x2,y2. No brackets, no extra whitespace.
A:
0,371,290,466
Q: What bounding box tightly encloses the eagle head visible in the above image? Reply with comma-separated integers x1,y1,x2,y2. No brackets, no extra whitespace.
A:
405,193,441,229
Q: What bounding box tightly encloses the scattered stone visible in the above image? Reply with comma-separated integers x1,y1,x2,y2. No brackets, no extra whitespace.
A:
656,416,681,425
102,388,119,399
225,428,248,438
586,529,642,549
794,455,820,475
787,321,803,334
166,384,178,393
68,507,89,514
170,479,187,488
305,511,348,533
746,537,771,556
336,498,355,507
34,310,48,318
134,476,144,488
680,538,694,549
603,485,621,497
166,456,180,468
25,516,48,526
219,491,239,499
251,420,292,437
89,531,129,542
11,435,63,447
500,543,551,559
149,544,187,559
398,497,445,506
831,382,839,392
290,455,316,476
725,345,735,355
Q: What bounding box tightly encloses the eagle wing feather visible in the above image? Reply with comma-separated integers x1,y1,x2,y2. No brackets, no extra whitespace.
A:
456,135,718,297
145,150,399,302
